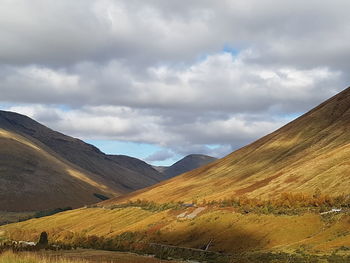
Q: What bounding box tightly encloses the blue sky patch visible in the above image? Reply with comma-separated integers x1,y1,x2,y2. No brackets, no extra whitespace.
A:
85,140,179,166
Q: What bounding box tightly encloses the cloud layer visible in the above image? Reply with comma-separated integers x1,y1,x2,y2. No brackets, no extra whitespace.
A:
1,0,349,162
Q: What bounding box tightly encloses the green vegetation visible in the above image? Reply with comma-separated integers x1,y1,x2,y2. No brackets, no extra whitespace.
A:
0,208,73,227
106,199,183,212
0,212,35,226
93,193,109,201
34,208,73,219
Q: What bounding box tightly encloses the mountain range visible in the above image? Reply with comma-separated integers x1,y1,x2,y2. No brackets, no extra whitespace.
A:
0,110,216,211
153,154,217,178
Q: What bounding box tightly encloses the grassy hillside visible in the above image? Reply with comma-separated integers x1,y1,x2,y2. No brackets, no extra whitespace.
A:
2,206,350,255
103,87,350,204
0,128,118,211
0,110,163,194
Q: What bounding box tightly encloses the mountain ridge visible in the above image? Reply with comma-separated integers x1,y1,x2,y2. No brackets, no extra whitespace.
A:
103,86,350,204
0,127,117,211
0,110,164,192
0,110,165,211
153,154,217,179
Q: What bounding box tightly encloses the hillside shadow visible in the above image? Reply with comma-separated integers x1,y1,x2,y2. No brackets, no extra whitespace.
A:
147,219,266,254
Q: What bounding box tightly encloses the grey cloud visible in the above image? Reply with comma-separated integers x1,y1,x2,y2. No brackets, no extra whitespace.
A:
0,53,344,112
7,104,289,158
0,0,219,66
145,149,175,162
1,0,350,161
1,0,350,72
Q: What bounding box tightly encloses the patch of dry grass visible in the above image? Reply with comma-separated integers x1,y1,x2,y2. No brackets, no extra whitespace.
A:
0,250,178,263
0,251,87,263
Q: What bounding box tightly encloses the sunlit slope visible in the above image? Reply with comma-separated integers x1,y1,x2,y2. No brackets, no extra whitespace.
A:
0,129,118,211
105,87,350,204
3,207,350,254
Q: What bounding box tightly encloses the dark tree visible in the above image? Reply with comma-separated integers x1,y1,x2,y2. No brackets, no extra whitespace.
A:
37,231,48,248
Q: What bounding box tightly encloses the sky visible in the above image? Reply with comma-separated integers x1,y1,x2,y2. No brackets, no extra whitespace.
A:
0,0,349,165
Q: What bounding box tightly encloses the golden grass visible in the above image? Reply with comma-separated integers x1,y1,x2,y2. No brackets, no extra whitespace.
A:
3,206,350,254
0,251,87,263
38,249,180,263
0,250,180,263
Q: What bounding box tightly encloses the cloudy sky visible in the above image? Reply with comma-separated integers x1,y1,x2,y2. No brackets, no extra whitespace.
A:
0,0,349,165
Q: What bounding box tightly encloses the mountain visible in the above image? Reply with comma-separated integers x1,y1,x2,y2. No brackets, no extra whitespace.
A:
107,155,163,182
0,110,164,211
157,154,217,179
105,86,350,204
152,165,168,174
0,128,117,211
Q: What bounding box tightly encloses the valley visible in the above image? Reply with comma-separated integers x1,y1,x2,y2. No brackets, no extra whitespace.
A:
1,1,349,262
2,88,350,262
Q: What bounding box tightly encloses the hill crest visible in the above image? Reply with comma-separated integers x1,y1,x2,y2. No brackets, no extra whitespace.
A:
0,110,164,211
103,86,350,204
154,154,217,179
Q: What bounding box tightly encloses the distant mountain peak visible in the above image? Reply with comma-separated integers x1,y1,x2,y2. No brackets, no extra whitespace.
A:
160,154,217,179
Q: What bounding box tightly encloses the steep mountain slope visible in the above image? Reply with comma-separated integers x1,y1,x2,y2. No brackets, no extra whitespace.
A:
160,154,217,179
0,111,162,193
107,155,163,182
105,86,350,204
0,128,117,211
152,165,168,174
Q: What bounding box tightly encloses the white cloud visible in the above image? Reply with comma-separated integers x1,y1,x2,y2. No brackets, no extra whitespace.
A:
1,0,349,161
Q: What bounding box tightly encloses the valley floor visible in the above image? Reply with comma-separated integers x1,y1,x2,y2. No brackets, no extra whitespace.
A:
0,249,182,263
